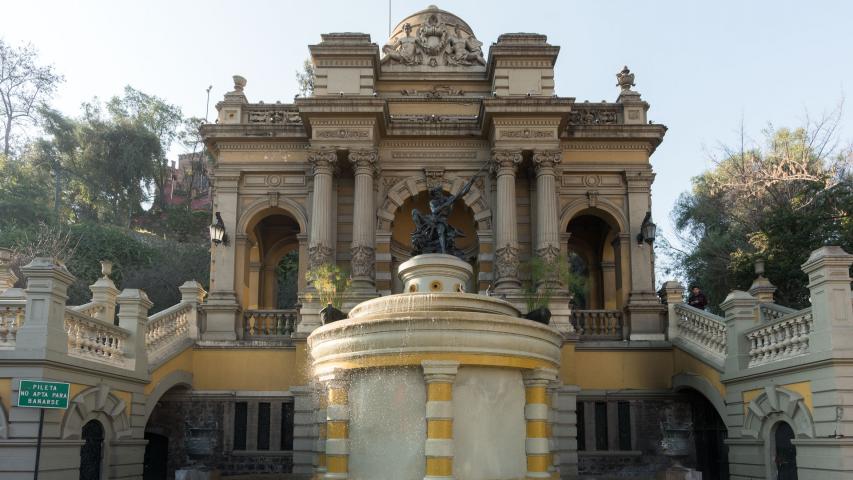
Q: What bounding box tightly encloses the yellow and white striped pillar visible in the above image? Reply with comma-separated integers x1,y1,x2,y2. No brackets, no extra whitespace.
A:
523,368,558,480
320,370,350,480
422,360,460,480
313,382,328,480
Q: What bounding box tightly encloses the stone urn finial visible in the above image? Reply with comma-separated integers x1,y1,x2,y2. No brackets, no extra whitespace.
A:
232,75,247,92
754,258,766,277
100,260,113,279
616,65,635,92
0,247,11,264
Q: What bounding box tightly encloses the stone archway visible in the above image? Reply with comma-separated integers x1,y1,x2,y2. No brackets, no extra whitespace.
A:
61,384,132,440
742,386,815,440
376,174,493,293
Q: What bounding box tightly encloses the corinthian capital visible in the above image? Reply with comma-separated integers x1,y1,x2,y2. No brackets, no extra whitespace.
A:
490,149,523,176
348,149,380,176
307,149,338,176
532,150,561,172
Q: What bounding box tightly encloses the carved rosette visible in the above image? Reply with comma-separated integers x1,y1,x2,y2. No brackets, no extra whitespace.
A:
532,150,562,174
348,149,379,176
495,244,520,280
307,149,338,176
350,245,375,279
489,150,523,176
308,244,334,271
424,167,446,189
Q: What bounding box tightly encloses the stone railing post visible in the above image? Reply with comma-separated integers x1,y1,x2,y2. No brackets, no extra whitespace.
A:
523,368,558,479
801,246,853,356
720,290,759,374
0,247,18,294
179,280,207,340
16,258,75,359
88,260,119,323
117,289,153,377
491,149,523,292
422,360,459,480
662,280,685,341
290,385,317,476
320,370,350,479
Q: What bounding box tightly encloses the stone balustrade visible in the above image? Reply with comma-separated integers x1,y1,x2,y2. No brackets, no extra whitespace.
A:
146,303,192,361
64,308,130,367
243,309,298,339
745,307,813,367
245,104,302,125
673,304,727,358
758,303,795,323
0,301,25,348
571,310,623,340
71,301,106,319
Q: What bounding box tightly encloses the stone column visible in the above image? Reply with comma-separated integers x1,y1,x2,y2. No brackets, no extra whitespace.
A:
546,381,560,479
661,280,685,341
523,368,558,479
348,149,379,291
553,385,580,479
88,260,119,323
291,385,316,476
204,174,240,340
308,149,338,270
422,360,459,480
801,246,853,356
117,289,153,377
532,150,562,268
720,290,759,374
320,370,350,479
491,149,523,291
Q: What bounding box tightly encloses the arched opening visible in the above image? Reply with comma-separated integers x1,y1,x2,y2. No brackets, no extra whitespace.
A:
773,421,798,480
566,211,624,310
389,190,479,293
244,211,302,310
79,420,105,480
143,384,192,480
685,389,729,480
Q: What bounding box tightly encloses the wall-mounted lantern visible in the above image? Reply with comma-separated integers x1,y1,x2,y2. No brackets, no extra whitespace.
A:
209,212,229,246
637,211,657,245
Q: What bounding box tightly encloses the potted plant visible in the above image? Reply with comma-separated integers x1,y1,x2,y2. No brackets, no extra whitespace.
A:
305,263,351,325
520,254,576,325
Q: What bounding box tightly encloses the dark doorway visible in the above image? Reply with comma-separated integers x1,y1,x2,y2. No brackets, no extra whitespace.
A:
686,390,729,479
143,431,169,480
774,422,798,480
79,420,104,480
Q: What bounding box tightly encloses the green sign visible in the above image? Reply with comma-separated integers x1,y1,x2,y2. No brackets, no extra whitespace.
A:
18,380,70,409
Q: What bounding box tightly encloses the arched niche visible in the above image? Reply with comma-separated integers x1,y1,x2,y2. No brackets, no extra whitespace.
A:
60,384,132,440
564,207,625,309
742,386,815,440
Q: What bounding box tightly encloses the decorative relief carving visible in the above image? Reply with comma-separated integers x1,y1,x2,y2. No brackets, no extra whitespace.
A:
268,191,280,207
316,129,369,139
308,244,334,270
390,114,478,123
583,175,601,187
307,149,338,176
266,175,282,186
348,149,379,176
532,150,561,170
535,244,560,266
495,244,520,280
500,129,553,139
381,13,485,68
401,85,465,97
586,190,599,208
247,108,302,125
350,245,375,279
568,107,619,126
424,168,446,189
391,151,477,159
490,150,523,174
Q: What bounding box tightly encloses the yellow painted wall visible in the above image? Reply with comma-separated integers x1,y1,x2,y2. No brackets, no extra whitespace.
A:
0,378,10,411
672,348,726,397
192,343,310,391
560,344,674,390
146,348,194,395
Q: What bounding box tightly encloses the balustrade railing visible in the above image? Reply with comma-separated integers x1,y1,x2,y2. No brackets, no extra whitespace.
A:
571,310,623,340
64,309,129,367
71,301,106,319
759,303,796,323
746,307,813,367
146,303,193,362
673,304,727,359
243,309,297,339
0,301,25,348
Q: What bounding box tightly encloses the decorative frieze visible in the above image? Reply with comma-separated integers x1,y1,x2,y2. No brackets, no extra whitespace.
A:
495,244,520,280
315,129,370,139
499,129,554,139
350,245,376,280
308,244,334,270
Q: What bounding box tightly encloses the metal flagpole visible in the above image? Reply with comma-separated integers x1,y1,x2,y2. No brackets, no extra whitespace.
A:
33,408,44,480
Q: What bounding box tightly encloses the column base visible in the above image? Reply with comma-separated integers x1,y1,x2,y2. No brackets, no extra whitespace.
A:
627,291,666,341
201,291,239,341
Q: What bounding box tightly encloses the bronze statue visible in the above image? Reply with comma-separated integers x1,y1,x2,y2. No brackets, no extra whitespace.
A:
411,163,486,258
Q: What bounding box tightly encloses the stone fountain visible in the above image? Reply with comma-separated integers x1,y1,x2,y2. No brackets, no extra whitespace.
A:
308,253,562,480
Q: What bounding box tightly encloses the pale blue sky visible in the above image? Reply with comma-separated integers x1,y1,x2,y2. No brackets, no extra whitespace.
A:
4,0,852,246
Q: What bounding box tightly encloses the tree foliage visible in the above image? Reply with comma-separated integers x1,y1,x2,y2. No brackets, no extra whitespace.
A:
664,112,853,311
0,39,63,157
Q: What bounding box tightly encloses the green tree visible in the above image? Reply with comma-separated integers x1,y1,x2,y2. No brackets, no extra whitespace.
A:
295,59,315,97
666,114,852,311
0,39,64,157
